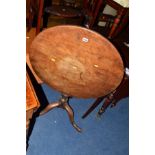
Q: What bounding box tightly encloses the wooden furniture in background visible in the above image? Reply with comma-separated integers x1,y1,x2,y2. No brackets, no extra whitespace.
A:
29,0,129,38
101,0,129,39
83,0,103,28
82,70,129,118
26,63,49,149
97,70,128,116
36,0,84,34
26,71,40,134
36,0,44,35
26,0,33,31
84,0,129,39
29,25,124,132
43,0,83,27
26,28,42,83
26,0,39,32
82,33,129,118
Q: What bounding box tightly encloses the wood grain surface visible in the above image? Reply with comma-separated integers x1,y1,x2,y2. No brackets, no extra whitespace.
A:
26,28,43,83
26,72,40,130
26,72,39,111
29,25,124,98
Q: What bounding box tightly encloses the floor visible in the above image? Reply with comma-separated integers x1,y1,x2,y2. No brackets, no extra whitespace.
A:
26,84,129,155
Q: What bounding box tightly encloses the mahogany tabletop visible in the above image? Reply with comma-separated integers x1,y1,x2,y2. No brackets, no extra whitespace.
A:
29,25,124,98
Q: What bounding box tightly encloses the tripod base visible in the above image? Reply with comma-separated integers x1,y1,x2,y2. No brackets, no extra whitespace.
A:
40,94,82,132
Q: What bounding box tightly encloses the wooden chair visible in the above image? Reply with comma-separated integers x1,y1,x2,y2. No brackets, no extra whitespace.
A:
36,0,44,35
97,68,128,116
83,0,103,28
26,0,39,32
82,68,129,118
83,0,129,39
36,0,84,34
97,0,129,39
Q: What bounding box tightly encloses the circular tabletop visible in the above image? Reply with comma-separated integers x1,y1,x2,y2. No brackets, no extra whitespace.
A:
29,25,124,98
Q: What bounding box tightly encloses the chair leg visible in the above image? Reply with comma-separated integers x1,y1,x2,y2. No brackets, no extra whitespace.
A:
82,97,104,119
36,0,44,35
112,10,128,38
97,93,115,116
108,8,126,39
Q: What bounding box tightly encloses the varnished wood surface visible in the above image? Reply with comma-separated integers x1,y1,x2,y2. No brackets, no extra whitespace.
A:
29,25,124,98
26,72,40,130
26,72,40,111
26,28,43,83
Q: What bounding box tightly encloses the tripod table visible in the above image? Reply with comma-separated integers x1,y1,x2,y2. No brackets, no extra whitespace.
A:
29,25,124,132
